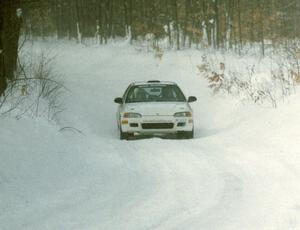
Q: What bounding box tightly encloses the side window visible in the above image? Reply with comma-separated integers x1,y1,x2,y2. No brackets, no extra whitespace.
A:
125,86,137,103
173,85,186,101
123,85,132,100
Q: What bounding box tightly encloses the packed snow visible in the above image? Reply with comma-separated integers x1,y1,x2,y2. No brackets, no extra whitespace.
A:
0,41,300,230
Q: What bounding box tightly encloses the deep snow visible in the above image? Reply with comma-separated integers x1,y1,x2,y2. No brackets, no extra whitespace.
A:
0,41,300,230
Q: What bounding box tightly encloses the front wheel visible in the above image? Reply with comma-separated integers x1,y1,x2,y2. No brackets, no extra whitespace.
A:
119,128,128,140
185,130,194,139
177,130,194,139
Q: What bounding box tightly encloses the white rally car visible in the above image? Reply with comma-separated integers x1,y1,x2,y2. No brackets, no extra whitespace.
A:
114,80,197,139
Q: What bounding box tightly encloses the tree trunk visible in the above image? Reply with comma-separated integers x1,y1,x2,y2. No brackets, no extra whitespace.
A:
98,0,103,44
183,0,191,47
237,0,243,54
173,0,180,50
0,0,22,96
258,0,265,56
128,0,133,43
0,0,6,95
214,0,220,48
75,0,82,43
108,0,114,38
165,0,172,48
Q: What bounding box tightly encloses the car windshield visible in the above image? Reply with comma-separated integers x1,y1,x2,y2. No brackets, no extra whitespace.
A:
125,84,186,103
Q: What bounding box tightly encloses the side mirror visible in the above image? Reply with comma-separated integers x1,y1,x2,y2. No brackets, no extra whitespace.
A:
114,97,123,104
188,96,197,103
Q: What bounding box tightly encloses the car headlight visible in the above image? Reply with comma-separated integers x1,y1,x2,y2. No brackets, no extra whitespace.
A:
174,111,192,117
123,112,142,118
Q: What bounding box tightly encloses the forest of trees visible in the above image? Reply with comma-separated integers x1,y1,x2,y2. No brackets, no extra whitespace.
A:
0,0,300,96
21,0,300,50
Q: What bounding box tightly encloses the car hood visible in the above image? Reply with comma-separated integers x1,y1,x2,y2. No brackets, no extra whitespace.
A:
124,102,191,116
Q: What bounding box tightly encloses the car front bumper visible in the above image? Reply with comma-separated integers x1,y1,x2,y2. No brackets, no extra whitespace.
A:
120,115,193,134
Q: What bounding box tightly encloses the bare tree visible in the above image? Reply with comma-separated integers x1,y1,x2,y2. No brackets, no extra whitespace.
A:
0,0,22,96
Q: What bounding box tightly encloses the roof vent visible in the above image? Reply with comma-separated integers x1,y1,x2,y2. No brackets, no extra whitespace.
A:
147,80,160,83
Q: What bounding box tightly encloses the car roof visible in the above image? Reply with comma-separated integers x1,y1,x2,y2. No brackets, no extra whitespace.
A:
132,80,176,86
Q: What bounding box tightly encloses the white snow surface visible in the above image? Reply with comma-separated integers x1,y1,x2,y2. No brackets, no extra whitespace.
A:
1,41,300,230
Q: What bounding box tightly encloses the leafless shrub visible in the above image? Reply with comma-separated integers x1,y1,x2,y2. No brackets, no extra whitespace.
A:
0,51,64,121
198,51,298,108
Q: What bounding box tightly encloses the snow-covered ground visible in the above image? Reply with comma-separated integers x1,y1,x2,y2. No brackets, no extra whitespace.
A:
1,41,300,230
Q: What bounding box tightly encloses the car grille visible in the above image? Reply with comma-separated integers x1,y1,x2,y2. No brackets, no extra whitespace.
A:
141,123,174,129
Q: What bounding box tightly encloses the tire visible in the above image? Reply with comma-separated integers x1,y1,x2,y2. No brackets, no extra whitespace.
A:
185,130,194,139
176,130,194,139
119,128,128,140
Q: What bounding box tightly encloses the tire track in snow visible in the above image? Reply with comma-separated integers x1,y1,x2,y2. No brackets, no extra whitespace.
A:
92,139,248,230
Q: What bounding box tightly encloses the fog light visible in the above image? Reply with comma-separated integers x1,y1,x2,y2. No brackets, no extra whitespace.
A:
177,122,186,127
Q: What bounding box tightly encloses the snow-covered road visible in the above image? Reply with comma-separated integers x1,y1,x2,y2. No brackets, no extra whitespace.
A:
1,41,300,230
